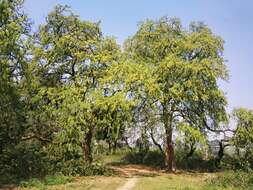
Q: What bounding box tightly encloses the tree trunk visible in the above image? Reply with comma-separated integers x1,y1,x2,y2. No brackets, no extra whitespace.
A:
122,136,133,151
108,140,112,154
141,126,149,154
82,128,93,163
163,108,174,172
150,128,165,157
186,142,196,158
113,140,117,153
165,128,174,171
215,141,229,168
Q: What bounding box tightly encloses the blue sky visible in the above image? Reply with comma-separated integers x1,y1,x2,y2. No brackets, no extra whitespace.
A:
24,0,253,111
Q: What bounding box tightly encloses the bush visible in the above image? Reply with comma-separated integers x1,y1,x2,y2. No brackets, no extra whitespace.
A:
20,174,74,189
175,149,217,172
205,171,253,190
142,151,165,168
0,140,49,179
50,159,112,176
81,163,113,176
122,150,165,168
122,152,144,164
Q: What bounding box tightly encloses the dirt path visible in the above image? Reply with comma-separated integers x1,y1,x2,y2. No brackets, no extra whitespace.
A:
116,177,138,190
111,164,162,190
110,164,162,177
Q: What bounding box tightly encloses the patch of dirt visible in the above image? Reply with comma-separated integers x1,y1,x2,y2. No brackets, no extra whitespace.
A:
110,164,163,177
116,178,138,190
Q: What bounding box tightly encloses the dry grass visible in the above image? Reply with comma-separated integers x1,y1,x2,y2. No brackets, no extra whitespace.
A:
20,176,126,190
132,172,214,190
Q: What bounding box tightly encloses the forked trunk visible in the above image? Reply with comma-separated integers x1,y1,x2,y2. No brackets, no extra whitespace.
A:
82,128,93,163
186,142,196,158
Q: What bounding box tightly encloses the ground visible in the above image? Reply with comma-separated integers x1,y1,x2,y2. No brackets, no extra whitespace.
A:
13,164,216,190
1,154,235,190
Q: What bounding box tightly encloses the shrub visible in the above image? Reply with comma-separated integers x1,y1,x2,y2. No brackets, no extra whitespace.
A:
50,159,112,176
81,163,113,176
122,150,165,168
122,152,144,164
142,151,165,168
20,174,74,189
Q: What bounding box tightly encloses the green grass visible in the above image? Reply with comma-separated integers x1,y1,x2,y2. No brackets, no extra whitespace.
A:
94,152,127,165
20,176,126,190
132,171,253,190
133,173,210,190
19,174,74,190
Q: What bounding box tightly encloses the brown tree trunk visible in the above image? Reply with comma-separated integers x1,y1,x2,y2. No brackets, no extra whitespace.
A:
113,140,117,153
108,140,112,154
82,128,93,163
165,128,174,171
186,142,196,158
163,108,174,172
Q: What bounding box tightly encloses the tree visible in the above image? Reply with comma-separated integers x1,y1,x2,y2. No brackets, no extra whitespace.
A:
124,17,228,171
232,108,253,167
176,123,207,158
31,5,120,163
0,0,32,176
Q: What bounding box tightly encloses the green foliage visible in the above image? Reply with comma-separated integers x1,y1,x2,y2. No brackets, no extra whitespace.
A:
0,0,33,180
122,150,165,168
232,108,253,146
231,108,253,169
20,174,74,189
81,163,113,176
49,159,112,176
177,123,207,146
175,149,216,172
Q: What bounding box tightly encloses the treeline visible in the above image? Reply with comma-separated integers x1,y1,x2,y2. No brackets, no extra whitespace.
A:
0,0,253,181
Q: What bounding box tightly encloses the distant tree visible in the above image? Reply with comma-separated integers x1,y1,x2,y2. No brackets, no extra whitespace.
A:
176,123,207,158
232,108,253,167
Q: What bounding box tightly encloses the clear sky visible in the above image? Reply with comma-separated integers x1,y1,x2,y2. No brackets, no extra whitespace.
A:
24,0,253,111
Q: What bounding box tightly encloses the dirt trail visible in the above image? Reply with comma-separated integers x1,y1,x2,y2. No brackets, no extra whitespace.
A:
112,164,162,190
110,164,162,177
116,177,138,190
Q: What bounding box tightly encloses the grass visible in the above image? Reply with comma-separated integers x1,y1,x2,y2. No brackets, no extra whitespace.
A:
20,176,126,190
15,170,253,190
132,173,212,190
94,152,127,165
18,174,74,190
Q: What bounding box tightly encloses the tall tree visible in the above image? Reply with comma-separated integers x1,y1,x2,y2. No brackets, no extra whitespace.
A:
0,0,30,157
32,5,120,163
124,17,228,171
